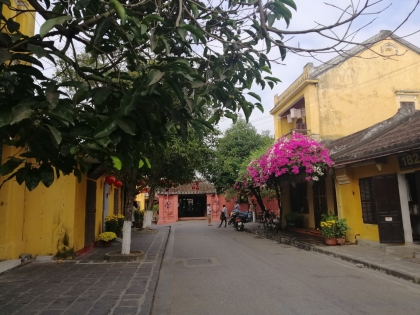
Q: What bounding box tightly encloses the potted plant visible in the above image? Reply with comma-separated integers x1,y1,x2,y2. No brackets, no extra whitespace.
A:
105,214,125,237
134,209,144,229
98,232,117,246
335,218,350,245
319,214,338,245
284,212,304,228
152,204,159,224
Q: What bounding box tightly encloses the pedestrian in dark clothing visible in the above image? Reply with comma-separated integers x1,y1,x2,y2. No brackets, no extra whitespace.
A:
218,205,228,228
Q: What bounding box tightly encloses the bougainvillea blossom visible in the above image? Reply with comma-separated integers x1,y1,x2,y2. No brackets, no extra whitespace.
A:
247,133,333,186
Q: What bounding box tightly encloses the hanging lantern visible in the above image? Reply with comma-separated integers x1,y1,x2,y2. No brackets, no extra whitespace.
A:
192,186,195,190
196,187,199,191
105,175,116,185
114,180,122,188
195,181,199,186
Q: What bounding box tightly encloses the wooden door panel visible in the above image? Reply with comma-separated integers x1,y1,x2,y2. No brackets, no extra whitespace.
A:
373,174,404,243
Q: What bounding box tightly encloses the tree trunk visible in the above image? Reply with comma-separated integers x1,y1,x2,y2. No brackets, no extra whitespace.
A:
121,170,136,255
143,185,156,228
274,182,282,229
250,186,266,212
143,210,153,228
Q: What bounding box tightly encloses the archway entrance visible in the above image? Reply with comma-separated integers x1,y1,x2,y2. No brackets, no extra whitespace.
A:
178,194,207,217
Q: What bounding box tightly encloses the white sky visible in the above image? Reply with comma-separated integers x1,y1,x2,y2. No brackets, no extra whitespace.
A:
218,0,420,135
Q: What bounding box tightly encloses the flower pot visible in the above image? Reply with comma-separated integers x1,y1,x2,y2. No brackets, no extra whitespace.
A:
324,238,337,246
336,238,346,245
135,222,143,229
103,241,111,247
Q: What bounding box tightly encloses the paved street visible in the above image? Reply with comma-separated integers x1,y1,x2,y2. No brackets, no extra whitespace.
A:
0,228,169,315
152,221,420,315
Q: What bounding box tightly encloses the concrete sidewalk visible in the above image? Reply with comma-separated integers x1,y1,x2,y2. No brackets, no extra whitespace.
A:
0,226,170,315
246,222,420,285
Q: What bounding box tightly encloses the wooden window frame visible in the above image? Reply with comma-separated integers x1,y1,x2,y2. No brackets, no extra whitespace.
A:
359,177,378,224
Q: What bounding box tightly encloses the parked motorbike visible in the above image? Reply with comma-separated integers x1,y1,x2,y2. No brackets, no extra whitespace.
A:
235,212,248,231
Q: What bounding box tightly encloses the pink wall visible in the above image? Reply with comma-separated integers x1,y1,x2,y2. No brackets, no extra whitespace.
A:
157,193,280,225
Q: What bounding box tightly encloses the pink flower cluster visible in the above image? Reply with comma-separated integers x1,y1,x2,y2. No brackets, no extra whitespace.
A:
245,133,333,187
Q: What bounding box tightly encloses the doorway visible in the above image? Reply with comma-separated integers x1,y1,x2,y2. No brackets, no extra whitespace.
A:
405,172,420,242
313,177,327,228
178,195,207,217
373,174,404,243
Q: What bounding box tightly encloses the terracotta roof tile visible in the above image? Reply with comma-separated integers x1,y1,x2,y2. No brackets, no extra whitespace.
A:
329,109,420,164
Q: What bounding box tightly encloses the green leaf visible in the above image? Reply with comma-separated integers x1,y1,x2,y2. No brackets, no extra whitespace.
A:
139,24,147,35
10,102,34,124
138,159,144,168
248,92,261,102
39,164,55,187
165,122,174,131
142,14,164,25
92,88,111,104
148,70,165,86
178,28,186,41
39,16,72,39
73,168,82,182
0,109,12,127
190,3,199,18
179,24,207,44
25,169,41,191
120,90,140,115
111,156,122,170
0,48,12,64
47,124,62,145
0,157,24,176
281,0,297,10
93,118,118,138
267,14,276,27
224,112,238,123
15,167,29,185
6,18,20,33
11,53,44,69
28,44,48,58
0,0,11,6
7,64,46,80
116,118,136,135
144,157,151,168
93,17,112,45
265,38,271,54
109,0,127,25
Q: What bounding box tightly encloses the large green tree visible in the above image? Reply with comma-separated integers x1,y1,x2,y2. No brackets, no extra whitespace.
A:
205,119,273,193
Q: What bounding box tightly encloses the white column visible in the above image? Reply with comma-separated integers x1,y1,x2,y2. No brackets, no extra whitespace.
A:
397,173,413,244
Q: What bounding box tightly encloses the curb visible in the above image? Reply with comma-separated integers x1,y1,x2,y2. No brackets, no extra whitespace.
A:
246,228,420,285
313,247,420,284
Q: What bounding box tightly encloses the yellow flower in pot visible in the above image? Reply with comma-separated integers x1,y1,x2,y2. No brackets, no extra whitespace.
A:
98,232,117,243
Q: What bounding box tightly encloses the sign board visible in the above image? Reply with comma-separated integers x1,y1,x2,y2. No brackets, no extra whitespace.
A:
398,151,420,170
385,217,393,222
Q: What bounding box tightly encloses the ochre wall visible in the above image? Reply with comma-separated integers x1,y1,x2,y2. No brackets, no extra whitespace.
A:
0,143,119,259
2,3,35,37
315,39,420,140
335,156,408,243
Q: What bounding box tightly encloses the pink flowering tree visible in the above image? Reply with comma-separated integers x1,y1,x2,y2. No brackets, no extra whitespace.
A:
246,133,333,225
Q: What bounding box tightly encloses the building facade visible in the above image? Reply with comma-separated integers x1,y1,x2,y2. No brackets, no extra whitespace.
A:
270,30,420,242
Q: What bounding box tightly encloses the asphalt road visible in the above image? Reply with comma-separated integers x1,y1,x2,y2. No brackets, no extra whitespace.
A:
152,221,420,315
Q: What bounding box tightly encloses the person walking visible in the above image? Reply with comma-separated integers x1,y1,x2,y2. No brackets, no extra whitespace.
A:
218,205,228,228
207,204,213,226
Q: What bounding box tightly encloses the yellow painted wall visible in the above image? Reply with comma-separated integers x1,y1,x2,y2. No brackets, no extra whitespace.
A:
0,143,120,259
315,39,420,140
335,156,405,242
272,38,420,141
1,3,35,36
0,147,26,259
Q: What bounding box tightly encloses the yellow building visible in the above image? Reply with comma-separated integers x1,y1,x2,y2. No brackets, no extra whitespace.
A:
0,145,123,262
1,1,35,37
270,30,420,244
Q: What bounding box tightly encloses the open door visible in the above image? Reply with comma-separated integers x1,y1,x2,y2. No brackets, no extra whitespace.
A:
373,174,405,243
